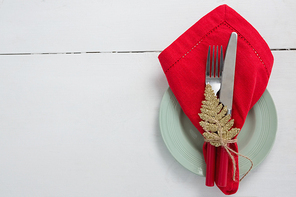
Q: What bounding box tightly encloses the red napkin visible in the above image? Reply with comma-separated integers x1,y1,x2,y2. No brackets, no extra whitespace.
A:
158,4,273,195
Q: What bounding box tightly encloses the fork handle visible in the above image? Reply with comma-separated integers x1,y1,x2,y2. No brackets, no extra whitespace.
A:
205,143,216,187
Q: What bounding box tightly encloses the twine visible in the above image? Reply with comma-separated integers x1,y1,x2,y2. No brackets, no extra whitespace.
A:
200,84,253,182
204,130,254,182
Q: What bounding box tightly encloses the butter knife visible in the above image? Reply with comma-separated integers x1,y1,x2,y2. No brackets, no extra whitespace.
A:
217,32,238,187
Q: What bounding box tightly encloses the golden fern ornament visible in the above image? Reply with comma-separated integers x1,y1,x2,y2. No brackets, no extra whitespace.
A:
199,84,240,147
199,84,253,182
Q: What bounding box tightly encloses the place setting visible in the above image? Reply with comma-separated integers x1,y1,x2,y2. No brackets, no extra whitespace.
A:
158,4,277,195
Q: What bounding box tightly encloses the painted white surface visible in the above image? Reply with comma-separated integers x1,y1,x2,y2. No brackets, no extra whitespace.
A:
0,52,295,197
0,1,295,196
0,0,295,53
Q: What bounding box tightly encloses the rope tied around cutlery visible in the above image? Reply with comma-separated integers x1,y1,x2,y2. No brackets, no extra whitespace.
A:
199,84,253,182
203,131,253,182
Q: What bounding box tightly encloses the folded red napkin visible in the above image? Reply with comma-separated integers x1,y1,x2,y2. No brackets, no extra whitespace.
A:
158,4,273,195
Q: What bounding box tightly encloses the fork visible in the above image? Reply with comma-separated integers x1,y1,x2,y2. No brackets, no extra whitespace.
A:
205,45,223,187
206,45,224,95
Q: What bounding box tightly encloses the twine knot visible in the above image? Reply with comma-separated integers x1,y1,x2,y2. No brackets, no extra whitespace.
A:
199,84,253,182
204,130,253,182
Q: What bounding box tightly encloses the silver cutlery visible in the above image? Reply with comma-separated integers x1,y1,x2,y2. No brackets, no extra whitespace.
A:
206,45,224,95
205,45,223,187
217,32,238,187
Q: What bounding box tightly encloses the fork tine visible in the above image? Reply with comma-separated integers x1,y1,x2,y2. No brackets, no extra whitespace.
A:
215,46,218,77
205,45,222,95
211,46,215,77
206,46,211,77
220,45,223,77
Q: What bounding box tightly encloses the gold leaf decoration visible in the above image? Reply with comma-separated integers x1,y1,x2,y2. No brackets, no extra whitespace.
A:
199,84,240,147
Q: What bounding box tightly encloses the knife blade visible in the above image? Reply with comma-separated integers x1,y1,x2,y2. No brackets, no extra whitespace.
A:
219,32,237,115
217,32,238,187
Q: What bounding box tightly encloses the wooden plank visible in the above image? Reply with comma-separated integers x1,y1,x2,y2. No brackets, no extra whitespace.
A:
0,53,168,196
0,0,295,53
0,51,294,196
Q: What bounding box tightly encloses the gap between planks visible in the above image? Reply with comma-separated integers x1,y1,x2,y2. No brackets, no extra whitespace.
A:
0,50,162,56
0,48,295,56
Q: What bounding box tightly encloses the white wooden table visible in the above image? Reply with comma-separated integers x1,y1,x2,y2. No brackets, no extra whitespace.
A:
0,1,295,196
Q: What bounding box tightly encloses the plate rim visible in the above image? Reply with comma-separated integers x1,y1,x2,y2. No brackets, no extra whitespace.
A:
159,87,277,176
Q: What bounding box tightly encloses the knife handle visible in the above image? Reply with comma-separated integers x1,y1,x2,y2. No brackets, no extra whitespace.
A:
205,143,216,187
217,146,228,187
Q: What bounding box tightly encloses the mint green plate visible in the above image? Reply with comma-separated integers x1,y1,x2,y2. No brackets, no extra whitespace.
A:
159,88,277,176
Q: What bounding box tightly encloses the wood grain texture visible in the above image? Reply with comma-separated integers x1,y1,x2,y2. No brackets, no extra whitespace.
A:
0,0,295,53
0,1,294,196
0,51,294,196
